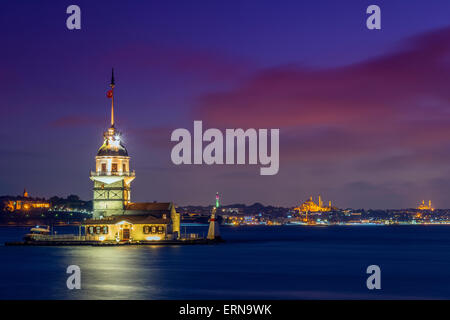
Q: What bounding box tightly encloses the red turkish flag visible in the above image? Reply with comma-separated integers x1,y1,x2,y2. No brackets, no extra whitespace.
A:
106,90,113,98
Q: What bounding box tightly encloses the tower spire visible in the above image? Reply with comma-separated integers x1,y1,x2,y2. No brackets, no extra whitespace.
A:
110,68,115,127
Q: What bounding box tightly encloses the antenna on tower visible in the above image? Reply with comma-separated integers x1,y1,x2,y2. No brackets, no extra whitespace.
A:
110,68,115,127
111,68,115,87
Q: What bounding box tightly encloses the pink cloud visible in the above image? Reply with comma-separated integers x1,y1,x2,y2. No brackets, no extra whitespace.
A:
193,27,450,169
196,27,450,129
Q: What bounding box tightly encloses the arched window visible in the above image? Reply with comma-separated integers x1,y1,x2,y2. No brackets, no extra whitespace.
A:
102,226,108,234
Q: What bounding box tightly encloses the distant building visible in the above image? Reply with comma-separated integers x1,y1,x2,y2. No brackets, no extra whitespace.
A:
3,189,50,212
294,195,336,213
223,207,244,215
417,200,434,211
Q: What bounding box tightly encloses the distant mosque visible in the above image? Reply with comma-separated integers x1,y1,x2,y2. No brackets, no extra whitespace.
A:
84,70,181,242
417,200,434,211
294,195,336,213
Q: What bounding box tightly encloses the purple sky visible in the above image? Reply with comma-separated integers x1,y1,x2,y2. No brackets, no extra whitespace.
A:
1,0,450,209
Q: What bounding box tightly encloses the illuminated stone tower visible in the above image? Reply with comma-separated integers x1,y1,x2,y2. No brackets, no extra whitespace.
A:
90,70,135,218
207,192,221,240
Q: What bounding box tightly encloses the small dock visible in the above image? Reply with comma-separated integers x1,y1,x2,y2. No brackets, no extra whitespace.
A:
5,238,224,246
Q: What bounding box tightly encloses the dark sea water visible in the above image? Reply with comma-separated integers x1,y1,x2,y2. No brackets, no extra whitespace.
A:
1,225,450,300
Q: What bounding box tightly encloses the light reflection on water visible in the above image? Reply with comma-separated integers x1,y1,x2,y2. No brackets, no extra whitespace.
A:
62,247,164,299
2,225,450,299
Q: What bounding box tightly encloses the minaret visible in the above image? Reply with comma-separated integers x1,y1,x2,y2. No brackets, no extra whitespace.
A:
90,70,135,218
207,192,222,240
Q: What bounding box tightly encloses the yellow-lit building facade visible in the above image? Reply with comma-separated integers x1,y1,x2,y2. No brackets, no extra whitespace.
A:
84,206,179,241
3,189,50,212
294,195,335,213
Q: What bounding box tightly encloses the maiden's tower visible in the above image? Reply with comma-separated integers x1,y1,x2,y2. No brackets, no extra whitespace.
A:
85,70,181,242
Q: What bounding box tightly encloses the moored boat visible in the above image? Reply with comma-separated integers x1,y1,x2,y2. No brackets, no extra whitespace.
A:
23,225,51,241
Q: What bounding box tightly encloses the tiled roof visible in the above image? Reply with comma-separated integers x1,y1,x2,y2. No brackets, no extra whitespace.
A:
84,213,170,225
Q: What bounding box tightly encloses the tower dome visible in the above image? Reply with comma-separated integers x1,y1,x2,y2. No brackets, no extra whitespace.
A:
97,127,128,157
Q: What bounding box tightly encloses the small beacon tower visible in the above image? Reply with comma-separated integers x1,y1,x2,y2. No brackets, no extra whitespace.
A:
90,70,135,218
207,192,222,240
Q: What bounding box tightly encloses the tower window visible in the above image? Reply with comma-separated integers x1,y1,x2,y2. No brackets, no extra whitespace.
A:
123,164,127,172
101,163,107,172
112,163,118,172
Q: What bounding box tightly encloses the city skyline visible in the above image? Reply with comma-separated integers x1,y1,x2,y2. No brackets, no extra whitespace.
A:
1,1,450,208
